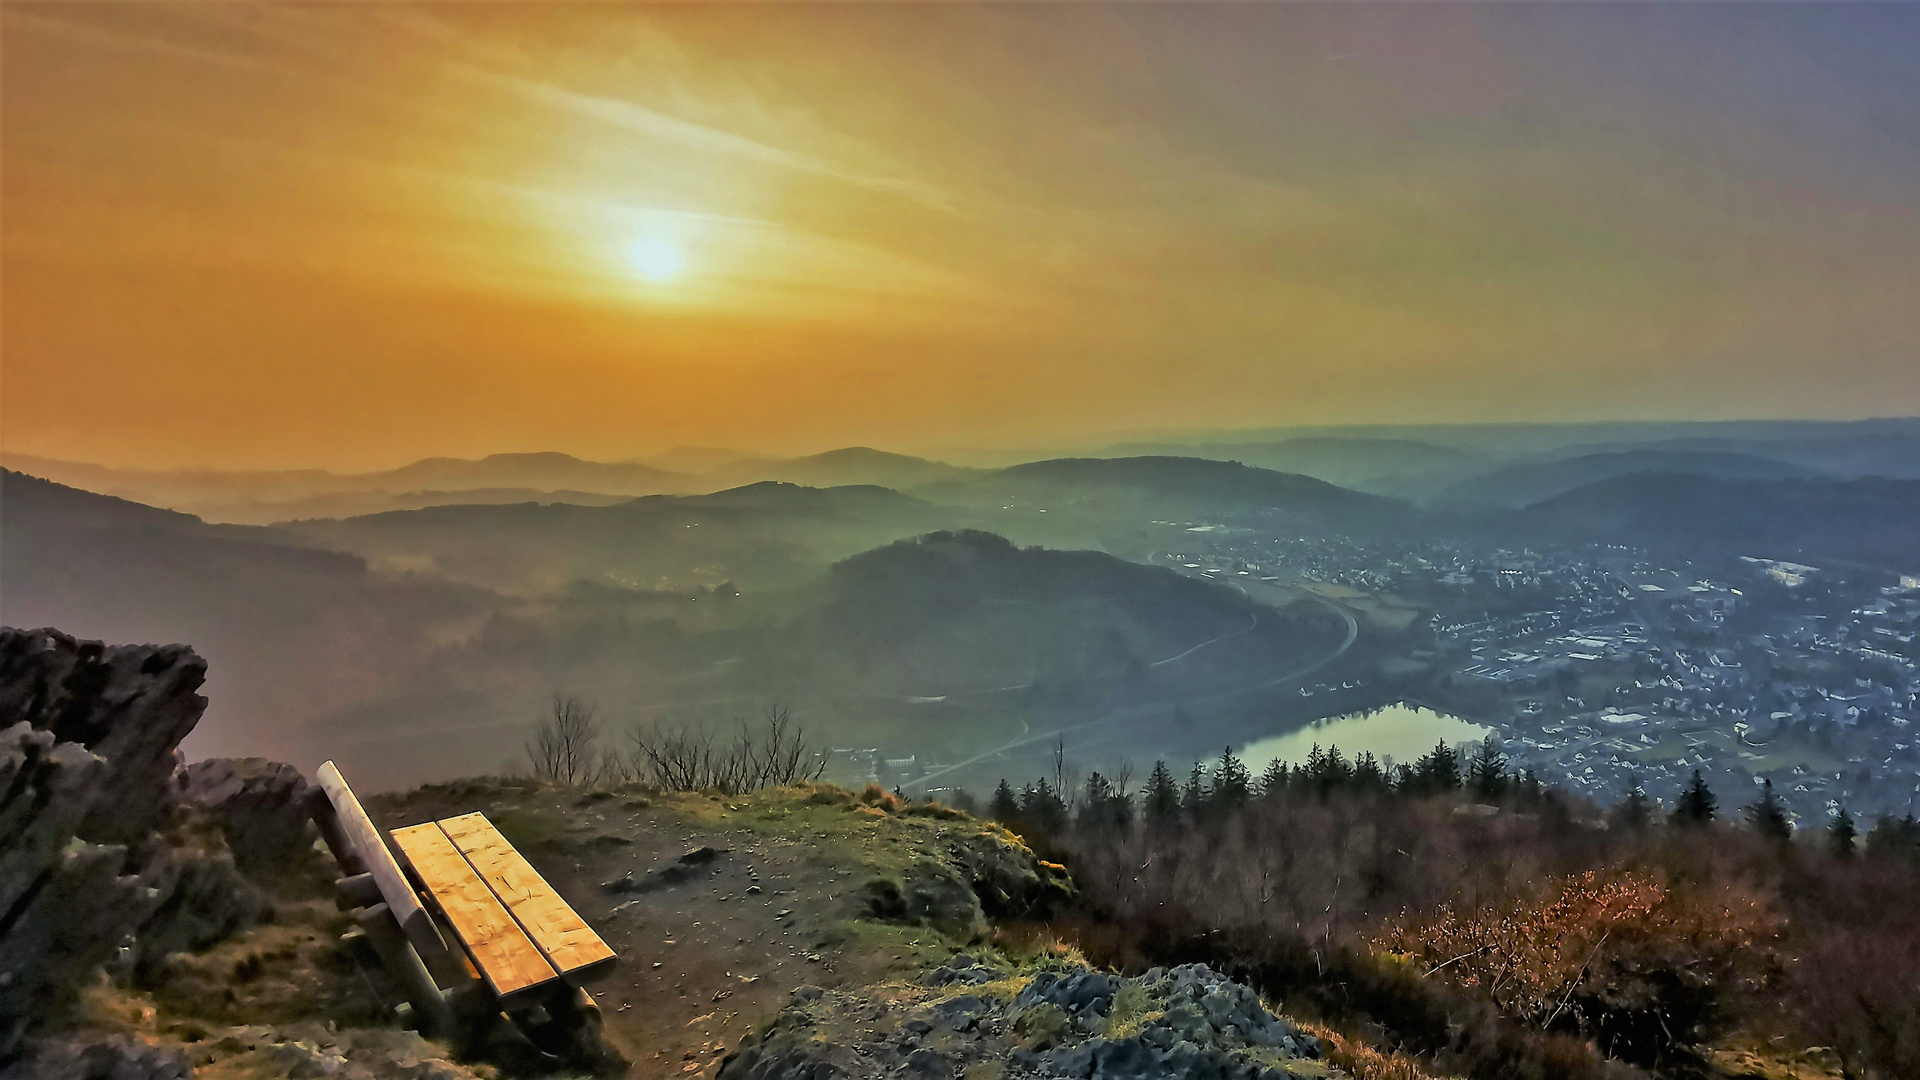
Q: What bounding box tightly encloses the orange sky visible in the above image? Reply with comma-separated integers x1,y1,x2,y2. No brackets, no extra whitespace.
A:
6,4,1920,470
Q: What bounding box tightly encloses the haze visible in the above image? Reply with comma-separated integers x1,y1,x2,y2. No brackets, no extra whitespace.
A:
7,4,1920,471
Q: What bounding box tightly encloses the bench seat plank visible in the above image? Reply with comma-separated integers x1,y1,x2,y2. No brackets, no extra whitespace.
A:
438,813,616,980
390,823,559,999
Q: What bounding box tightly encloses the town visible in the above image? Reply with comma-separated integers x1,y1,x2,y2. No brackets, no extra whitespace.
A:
1162,523,1920,827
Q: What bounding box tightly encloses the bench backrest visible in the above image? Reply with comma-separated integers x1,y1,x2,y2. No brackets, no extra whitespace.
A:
313,761,447,961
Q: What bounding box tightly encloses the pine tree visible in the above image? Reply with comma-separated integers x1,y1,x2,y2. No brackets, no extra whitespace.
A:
1211,747,1251,811
1867,814,1920,864
1023,778,1067,835
1143,760,1181,827
1324,745,1353,791
1352,751,1383,788
1829,807,1858,858
1744,779,1793,843
1304,743,1328,781
1076,771,1114,832
1467,735,1509,802
1616,775,1652,831
989,779,1019,823
1180,763,1207,815
1259,757,1289,798
1407,741,1461,795
1671,769,1717,826
1428,741,1462,791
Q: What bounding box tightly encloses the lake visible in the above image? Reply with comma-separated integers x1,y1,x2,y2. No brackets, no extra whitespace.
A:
1240,703,1493,774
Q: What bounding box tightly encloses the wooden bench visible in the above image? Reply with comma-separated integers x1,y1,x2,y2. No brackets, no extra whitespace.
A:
307,762,616,1054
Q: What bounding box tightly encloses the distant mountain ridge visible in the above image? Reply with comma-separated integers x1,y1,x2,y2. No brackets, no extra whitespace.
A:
284,480,957,594
927,456,1405,529
0,471,491,762
1094,437,1482,493
1433,450,1822,509
1514,472,1920,571
0,447,973,524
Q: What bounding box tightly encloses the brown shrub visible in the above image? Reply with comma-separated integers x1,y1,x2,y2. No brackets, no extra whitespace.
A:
1372,868,1781,1062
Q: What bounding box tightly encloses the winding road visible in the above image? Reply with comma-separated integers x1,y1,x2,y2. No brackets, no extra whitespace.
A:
907,571,1361,791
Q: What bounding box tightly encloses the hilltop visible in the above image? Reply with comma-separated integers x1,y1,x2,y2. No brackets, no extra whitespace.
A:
925,456,1404,529
705,447,980,491
1097,436,1484,494
283,481,949,594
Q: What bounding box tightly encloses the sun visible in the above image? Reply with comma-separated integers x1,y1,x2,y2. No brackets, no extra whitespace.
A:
628,237,682,282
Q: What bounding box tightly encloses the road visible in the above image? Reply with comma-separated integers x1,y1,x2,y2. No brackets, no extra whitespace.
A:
908,568,1362,791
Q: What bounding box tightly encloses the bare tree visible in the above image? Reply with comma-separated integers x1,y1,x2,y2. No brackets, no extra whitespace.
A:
622,705,826,793
526,693,600,785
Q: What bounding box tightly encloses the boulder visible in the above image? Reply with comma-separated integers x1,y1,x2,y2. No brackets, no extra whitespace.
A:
0,628,265,1061
179,757,316,878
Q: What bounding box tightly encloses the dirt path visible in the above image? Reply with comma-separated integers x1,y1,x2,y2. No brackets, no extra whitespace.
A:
370,784,1010,1078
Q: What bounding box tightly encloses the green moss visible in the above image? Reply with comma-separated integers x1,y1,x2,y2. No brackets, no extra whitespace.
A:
1100,984,1162,1039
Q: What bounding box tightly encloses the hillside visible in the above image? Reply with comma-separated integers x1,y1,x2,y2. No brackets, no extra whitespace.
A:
306,530,1352,792
0,451,700,524
284,481,956,595
1514,473,1920,571
800,530,1333,699
0,471,493,761
925,456,1405,529
1098,437,1484,493
1433,450,1821,508
709,447,980,490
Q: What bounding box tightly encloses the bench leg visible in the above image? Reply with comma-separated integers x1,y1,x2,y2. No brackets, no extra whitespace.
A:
355,903,456,1037
509,987,629,1076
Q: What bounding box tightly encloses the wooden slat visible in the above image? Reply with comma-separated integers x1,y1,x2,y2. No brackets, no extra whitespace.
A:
391,822,558,999
315,762,447,963
439,812,616,980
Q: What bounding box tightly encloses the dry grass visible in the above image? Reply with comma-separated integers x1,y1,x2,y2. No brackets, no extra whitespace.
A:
858,782,905,812
1300,1021,1447,1080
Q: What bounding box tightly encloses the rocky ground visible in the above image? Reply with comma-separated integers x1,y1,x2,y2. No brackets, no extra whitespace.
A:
363,780,1072,1077
720,956,1344,1080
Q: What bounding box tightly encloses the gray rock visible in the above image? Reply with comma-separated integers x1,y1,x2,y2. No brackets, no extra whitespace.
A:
931,994,986,1032
0,1033,193,1080
1017,970,1120,1017
904,1048,948,1075
1,630,268,1059
179,757,315,877
602,846,724,893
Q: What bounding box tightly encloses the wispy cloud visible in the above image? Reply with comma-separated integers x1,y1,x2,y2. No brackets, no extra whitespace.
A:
455,66,957,213
7,8,273,72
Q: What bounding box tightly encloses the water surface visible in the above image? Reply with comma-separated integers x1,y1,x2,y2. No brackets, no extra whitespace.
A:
1240,703,1492,774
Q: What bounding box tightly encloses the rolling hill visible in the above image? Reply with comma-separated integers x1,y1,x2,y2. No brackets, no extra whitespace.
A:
310,528,1354,790
0,451,700,524
706,447,980,490
1096,437,1484,494
1432,450,1822,509
923,456,1406,530
0,470,493,761
1513,473,1920,571
282,481,966,595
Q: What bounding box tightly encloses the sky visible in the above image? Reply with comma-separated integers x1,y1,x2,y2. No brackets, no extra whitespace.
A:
6,3,1920,470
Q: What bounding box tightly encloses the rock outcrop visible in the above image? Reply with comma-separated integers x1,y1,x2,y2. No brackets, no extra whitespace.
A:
719,959,1336,1080
0,628,275,1062
178,757,315,879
